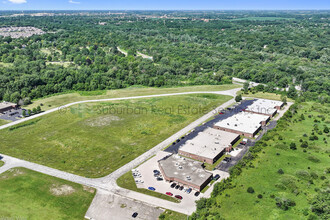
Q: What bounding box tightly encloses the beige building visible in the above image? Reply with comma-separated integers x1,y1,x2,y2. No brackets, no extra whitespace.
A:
178,128,240,164
244,99,284,117
213,112,270,138
0,102,17,113
158,154,213,191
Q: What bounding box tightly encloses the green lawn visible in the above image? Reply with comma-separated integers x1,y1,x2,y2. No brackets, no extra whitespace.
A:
0,94,231,177
0,168,95,219
242,91,294,102
26,84,240,111
193,102,329,219
117,171,180,203
0,161,4,167
0,119,11,126
159,210,188,220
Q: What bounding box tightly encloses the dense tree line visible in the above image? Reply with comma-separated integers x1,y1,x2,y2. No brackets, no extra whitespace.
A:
0,11,329,103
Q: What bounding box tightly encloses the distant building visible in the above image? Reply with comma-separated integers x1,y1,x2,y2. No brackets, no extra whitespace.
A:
158,154,213,191
213,112,270,138
178,128,240,164
0,102,17,113
244,99,284,117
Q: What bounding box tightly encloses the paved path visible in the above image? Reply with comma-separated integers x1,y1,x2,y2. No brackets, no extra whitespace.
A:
0,88,240,131
0,88,240,216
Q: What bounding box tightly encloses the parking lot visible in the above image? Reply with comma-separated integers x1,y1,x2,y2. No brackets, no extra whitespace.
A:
0,108,24,121
164,99,255,154
134,151,229,204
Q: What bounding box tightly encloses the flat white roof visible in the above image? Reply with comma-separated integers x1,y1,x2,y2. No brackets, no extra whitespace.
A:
159,154,212,187
179,128,240,160
214,112,270,134
245,99,283,115
0,102,16,110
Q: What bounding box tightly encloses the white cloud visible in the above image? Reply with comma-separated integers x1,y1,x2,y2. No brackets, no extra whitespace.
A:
8,0,27,4
69,0,80,4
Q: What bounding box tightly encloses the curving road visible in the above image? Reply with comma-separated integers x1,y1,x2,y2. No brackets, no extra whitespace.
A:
0,88,240,131
0,87,241,216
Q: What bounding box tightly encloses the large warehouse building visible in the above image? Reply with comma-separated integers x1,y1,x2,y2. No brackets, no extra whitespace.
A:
213,112,270,138
0,102,17,114
178,127,240,164
158,154,213,191
245,99,284,117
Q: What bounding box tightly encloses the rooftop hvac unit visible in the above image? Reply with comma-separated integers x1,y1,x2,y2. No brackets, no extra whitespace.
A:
178,166,183,169
227,123,229,125
215,142,219,144
235,124,237,126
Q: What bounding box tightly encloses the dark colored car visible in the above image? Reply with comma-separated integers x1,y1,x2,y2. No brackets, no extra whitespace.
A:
175,185,180,189
187,188,192,194
175,195,183,200
213,174,220,180
172,142,176,145
132,212,138,218
240,141,247,145
194,191,200,197
179,186,184,190
170,183,177,188
148,187,156,191
153,170,160,174
157,177,163,181
176,139,180,143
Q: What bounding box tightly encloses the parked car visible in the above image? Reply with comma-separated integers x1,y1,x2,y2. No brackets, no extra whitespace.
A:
186,188,192,194
153,170,160,173
175,185,180,189
166,192,173,196
179,186,184,190
156,177,163,181
172,142,176,145
176,139,180,143
213,174,220,181
132,212,138,218
194,191,200,197
240,138,248,145
219,112,224,115
148,187,156,191
170,183,176,188
175,195,183,200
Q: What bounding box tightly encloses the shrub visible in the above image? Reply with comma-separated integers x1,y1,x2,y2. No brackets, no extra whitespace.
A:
247,187,255,193
308,155,320,163
275,197,296,210
277,169,284,174
290,143,297,150
257,194,263,199
301,141,309,148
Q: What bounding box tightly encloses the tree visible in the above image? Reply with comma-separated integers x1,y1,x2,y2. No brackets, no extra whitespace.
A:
22,110,26,117
10,92,20,104
287,86,297,99
37,106,41,113
32,108,37,114
243,82,249,94
281,95,287,105
290,143,297,150
247,187,255,193
324,126,329,133
235,94,242,102
27,109,31,116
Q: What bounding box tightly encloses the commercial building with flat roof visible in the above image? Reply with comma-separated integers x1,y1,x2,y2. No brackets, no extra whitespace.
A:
0,102,17,113
245,99,284,117
178,127,240,164
158,154,213,191
213,112,270,138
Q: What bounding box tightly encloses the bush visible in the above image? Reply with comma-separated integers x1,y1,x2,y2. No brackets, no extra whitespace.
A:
301,141,309,148
308,155,320,163
290,143,297,150
277,168,284,174
257,194,263,199
275,197,296,210
247,187,255,193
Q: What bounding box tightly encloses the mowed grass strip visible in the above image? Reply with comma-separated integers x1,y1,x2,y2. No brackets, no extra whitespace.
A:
0,94,231,177
0,119,11,126
0,168,95,219
200,102,329,219
27,84,240,111
117,171,180,203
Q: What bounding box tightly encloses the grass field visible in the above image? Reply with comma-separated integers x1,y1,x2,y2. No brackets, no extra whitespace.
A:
117,171,180,203
242,91,294,102
0,119,11,126
0,161,4,167
197,102,329,219
26,84,240,111
0,94,231,177
159,210,187,220
0,168,95,219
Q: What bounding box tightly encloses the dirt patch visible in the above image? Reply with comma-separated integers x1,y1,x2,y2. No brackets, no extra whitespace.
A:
84,115,122,127
50,184,75,196
83,185,95,193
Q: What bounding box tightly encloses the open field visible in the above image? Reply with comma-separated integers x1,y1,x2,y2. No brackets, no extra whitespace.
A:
0,168,95,219
117,171,180,203
0,119,11,126
159,210,188,220
0,94,231,177
26,84,240,111
196,102,329,219
242,91,294,102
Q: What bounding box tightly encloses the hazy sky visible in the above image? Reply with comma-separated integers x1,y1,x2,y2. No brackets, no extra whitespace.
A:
1,0,329,10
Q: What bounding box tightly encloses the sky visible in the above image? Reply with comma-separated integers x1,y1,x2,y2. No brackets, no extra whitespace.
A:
0,0,329,10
